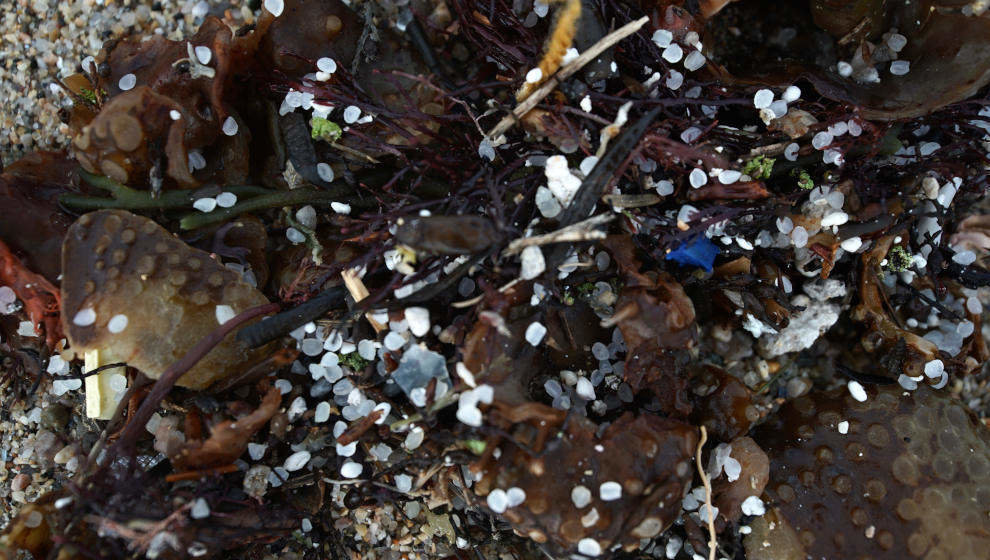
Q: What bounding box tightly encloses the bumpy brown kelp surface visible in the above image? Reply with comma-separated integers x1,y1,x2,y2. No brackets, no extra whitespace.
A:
0,1,989,559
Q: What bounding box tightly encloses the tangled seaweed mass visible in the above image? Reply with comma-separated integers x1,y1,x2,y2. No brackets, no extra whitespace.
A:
0,0,989,559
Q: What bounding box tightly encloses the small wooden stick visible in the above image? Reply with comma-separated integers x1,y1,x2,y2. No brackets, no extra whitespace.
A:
696,425,717,560
341,268,387,333
485,16,650,144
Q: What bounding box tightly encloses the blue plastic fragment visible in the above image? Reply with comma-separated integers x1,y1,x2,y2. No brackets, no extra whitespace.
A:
665,237,719,272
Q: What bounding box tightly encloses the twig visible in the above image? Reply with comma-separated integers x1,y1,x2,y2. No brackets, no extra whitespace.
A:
485,16,649,144
696,425,716,560
502,214,614,256
341,268,387,333
112,302,280,455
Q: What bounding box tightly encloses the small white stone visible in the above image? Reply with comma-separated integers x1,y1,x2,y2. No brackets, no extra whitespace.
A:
194,45,212,65
118,73,136,91
718,169,741,184
724,457,742,481
188,150,206,171
314,401,331,423
248,442,267,460
340,461,363,478
890,60,910,76
887,33,907,52
317,162,334,183
662,43,683,63
820,211,849,227
525,68,543,83
191,498,210,519
395,474,413,493
520,246,546,280
740,496,765,516
847,380,867,402
264,0,284,17
933,371,949,390
295,206,317,229
924,359,944,379
840,236,862,252
506,487,527,507
283,450,311,472
215,192,237,208
952,250,976,266
812,131,833,150
689,168,707,188
599,481,622,501
524,321,547,346
652,29,673,48
577,538,602,556
580,95,592,112
343,105,362,124
837,420,849,434
683,50,706,72
753,89,773,109
317,57,337,74
215,304,236,325
579,156,599,176
487,489,509,513
784,142,800,161
169,110,181,121
193,197,217,213
73,308,96,327
456,402,483,427
384,331,405,351
405,307,430,337
782,85,801,102
222,116,238,136
331,201,350,214
571,485,592,508
108,314,128,333
575,377,595,401
898,374,918,391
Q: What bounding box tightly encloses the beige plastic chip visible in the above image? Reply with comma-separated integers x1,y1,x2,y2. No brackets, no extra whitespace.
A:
83,349,125,420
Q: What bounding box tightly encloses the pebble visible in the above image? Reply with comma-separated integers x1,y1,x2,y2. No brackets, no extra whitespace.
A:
264,0,285,17
341,461,363,478
487,489,509,513
599,481,622,501
405,307,431,337
662,43,683,63
283,450,311,472
524,321,547,346
519,246,546,280
215,192,237,208
222,116,238,136
191,498,210,519
689,168,707,188
753,89,773,109
317,163,335,183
